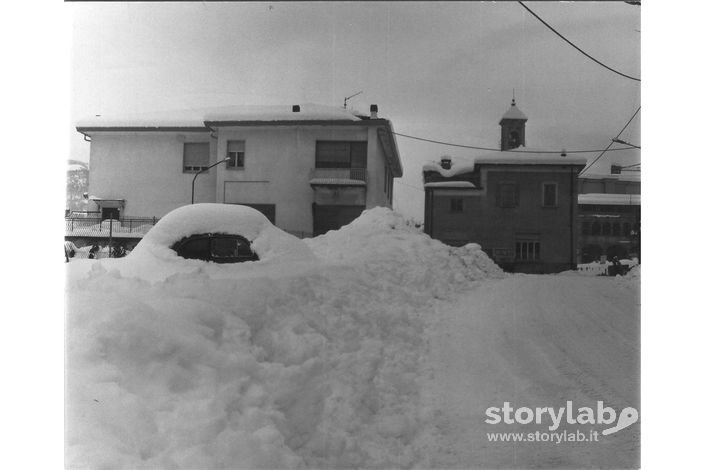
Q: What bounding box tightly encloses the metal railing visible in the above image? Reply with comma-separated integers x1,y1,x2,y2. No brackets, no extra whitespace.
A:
309,167,367,182
65,216,159,238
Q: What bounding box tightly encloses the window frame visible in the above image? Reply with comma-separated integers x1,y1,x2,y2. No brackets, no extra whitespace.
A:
497,181,519,208
515,240,541,261
542,182,558,208
226,140,246,170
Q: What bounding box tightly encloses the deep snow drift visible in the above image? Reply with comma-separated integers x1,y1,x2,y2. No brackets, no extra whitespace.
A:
65,207,503,469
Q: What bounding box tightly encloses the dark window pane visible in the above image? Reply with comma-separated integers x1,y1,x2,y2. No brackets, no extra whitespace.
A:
176,236,210,260
582,222,590,235
592,221,601,235
237,238,254,256
602,222,611,236
350,142,367,168
543,183,557,206
211,237,239,258
498,183,518,208
316,142,352,168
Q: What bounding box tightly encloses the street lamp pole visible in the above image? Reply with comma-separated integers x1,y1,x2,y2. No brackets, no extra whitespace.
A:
191,156,232,204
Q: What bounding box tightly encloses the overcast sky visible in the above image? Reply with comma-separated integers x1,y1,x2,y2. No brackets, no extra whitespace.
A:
68,1,640,220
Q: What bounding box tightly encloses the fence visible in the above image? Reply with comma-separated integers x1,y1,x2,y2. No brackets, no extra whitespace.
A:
65,215,159,238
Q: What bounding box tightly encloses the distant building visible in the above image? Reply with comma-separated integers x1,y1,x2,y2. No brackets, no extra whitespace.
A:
422,100,586,274
76,104,403,237
577,173,640,262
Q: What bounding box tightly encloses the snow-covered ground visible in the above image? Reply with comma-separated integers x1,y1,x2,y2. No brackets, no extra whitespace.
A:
65,207,639,469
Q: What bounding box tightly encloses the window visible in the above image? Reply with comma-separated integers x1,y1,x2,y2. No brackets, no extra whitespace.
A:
542,182,558,207
450,198,463,213
613,222,621,236
171,234,258,263
591,221,601,236
515,240,541,260
602,222,612,236
623,222,631,237
582,222,590,236
497,182,519,208
226,141,245,169
183,142,210,172
315,141,367,168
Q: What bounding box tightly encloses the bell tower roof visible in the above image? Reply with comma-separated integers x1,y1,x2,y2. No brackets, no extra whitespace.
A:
499,98,528,123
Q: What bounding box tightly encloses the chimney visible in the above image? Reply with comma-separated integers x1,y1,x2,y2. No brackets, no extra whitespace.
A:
292,105,300,113
370,104,378,119
440,156,452,170
610,165,622,174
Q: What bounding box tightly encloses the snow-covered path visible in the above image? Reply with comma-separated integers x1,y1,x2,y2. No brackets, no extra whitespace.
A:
426,274,640,469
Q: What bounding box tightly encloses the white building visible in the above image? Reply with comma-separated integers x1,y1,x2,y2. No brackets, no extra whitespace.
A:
76,104,403,236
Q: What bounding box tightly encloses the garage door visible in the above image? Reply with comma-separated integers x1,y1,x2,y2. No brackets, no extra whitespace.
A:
312,204,365,236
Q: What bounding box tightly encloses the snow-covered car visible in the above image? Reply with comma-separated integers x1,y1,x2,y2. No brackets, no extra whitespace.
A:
66,203,316,282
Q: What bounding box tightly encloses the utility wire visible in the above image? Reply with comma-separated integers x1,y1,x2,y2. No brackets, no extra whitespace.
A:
580,106,641,174
517,1,640,82
392,131,634,154
396,179,425,192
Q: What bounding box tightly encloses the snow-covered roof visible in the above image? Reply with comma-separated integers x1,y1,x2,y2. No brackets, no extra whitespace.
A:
76,103,362,128
474,149,586,166
500,100,527,121
578,193,641,206
423,181,477,189
309,178,367,186
423,149,586,177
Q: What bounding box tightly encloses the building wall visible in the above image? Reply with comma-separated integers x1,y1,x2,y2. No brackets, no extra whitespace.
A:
427,166,579,273
88,132,216,217
88,123,395,234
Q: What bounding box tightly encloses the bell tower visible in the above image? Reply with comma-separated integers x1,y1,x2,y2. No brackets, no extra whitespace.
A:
499,98,528,150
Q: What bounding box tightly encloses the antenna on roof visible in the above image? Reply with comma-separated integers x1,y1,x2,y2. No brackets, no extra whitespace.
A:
512,88,516,105
343,91,363,109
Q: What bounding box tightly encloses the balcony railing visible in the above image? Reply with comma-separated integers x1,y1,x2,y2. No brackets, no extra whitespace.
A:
309,167,367,184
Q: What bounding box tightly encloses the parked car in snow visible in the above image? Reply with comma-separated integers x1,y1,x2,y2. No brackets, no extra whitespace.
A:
66,204,316,283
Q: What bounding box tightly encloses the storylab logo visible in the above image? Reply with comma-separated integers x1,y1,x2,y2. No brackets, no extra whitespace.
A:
484,401,638,443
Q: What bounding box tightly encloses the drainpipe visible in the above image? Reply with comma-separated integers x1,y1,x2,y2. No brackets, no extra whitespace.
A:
569,166,575,268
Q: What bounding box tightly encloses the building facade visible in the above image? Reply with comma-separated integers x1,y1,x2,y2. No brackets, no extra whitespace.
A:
577,173,641,262
423,101,586,274
76,104,403,237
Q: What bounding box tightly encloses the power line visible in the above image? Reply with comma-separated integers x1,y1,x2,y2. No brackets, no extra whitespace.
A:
396,179,425,192
517,1,640,82
392,131,634,154
580,106,641,174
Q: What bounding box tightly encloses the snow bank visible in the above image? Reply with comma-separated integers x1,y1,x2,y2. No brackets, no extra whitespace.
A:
305,207,504,297
66,207,502,469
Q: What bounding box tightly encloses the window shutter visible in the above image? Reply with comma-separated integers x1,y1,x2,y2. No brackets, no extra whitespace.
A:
227,141,245,153
183,143,210,168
